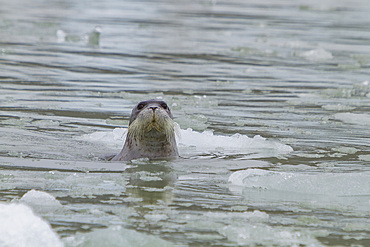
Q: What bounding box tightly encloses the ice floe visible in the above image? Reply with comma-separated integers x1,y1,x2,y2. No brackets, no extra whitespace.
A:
228,169,369,196
80,127,293,159
0,203,63,247
334,113,370,126
18,189,63,214
228,169,370,213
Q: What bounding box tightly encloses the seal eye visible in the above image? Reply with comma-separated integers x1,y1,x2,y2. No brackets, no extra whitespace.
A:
161,103,168,110
137,103,145,110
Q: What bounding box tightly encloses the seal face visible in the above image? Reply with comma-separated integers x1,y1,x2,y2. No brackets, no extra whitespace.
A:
111,100,179,161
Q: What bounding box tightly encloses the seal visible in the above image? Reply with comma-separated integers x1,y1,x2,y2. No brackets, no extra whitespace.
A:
111,100,179,161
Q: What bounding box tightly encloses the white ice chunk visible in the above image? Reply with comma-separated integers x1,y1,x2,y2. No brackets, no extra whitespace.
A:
0,203,63,247
56,30,66,43
18,189,62,214
175,128,293,158
300,48,333,61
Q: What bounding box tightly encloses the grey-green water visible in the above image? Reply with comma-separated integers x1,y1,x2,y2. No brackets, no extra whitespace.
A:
1,0,369,246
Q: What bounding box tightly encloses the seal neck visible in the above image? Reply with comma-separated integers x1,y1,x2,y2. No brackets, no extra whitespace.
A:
114,132,178,161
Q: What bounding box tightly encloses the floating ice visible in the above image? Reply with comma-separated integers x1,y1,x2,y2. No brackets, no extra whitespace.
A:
78,128,127,150
331,147,358,154
56,29,66,43
359,154,370,161
0,169,128,198
334,113,370,126
322,81,370,98
228,169,370,196
283,40,311,49
64,225,174,247
88,128,126,143
178,128,293,158
228,169,370,213
0,156,128,173
80,127,293,159
321,104,355,111
220,223,327,246
87,26,102,46
204,210,269,223
0,203,63,247
18,189,63,214
300,48,333,61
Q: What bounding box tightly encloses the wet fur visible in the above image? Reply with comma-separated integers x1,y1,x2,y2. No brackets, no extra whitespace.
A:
112,100,179,161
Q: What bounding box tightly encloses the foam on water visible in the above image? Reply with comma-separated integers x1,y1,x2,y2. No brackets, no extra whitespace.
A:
80,127,293,159
0,203,63,247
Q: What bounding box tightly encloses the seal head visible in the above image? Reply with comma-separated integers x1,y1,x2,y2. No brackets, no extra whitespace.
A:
112,100,179,161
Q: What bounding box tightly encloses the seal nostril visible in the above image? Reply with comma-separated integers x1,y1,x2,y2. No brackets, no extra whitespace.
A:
149,106,158,111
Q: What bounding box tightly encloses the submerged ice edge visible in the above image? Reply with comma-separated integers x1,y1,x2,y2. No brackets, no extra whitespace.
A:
228,169,370,196
79,127,294,158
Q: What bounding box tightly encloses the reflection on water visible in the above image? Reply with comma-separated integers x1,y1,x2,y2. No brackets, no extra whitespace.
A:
125,160,176,205
1,0,370,246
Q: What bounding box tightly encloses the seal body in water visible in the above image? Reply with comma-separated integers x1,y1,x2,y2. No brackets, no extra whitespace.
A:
111,100,179,161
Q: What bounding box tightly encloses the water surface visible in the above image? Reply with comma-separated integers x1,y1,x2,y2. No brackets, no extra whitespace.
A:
1,0,370,246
